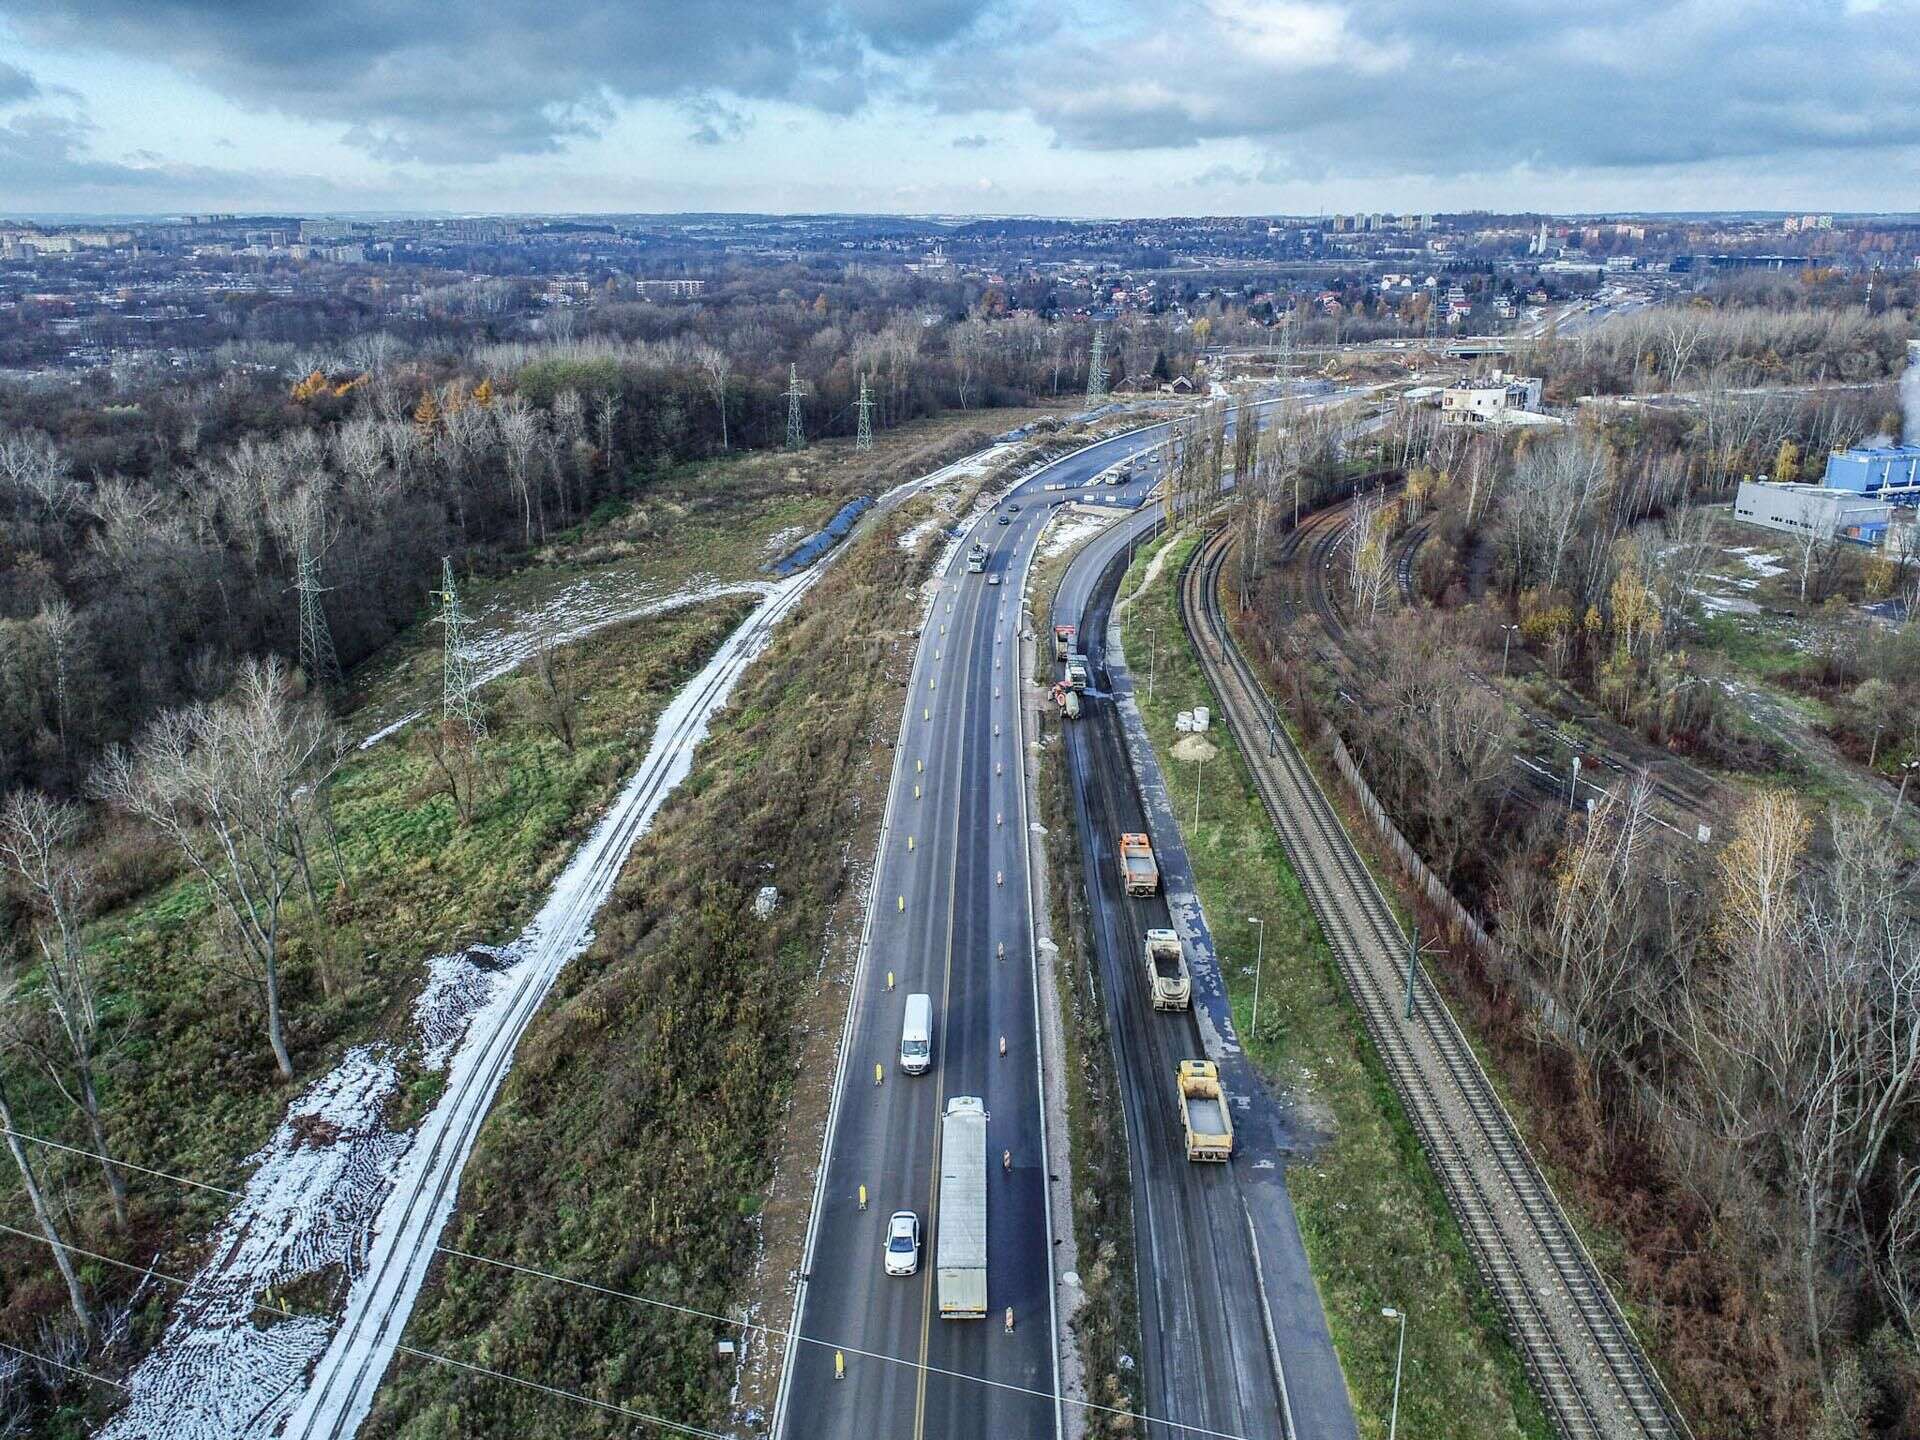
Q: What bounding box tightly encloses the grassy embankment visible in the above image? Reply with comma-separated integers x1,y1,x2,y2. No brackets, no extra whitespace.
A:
360,506,934,1439
1117,529,1552,1440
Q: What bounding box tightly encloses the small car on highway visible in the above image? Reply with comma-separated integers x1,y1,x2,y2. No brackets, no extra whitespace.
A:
997,513,1011,525
884,1210,921,1276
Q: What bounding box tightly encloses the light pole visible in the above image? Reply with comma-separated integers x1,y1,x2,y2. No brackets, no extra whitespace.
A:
1499,623,1519,678
1193,752,1207,828
1381,1306,1407,1440
1146,627,1158,700
1568,754,1582,814
1246,915,1266,1040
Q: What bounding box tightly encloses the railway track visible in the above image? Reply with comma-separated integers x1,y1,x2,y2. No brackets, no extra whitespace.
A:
1274,492,1720,834
1179,524,1691,1440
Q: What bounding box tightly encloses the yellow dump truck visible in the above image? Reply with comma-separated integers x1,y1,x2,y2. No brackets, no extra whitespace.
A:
1177,1060,1233,1161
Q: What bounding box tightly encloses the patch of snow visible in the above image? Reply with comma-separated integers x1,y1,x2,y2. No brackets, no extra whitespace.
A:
762,525,807,559
97,1051,408,1440
896,516,945,552
1038,509,1117,561
1727,546,1787,579
1697,591,1761,616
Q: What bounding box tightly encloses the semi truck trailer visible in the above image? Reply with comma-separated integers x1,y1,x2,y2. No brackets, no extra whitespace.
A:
935,1096,988,1318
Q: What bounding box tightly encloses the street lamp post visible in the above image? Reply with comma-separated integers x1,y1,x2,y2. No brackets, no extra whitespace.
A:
1193,752,1207,828
1146,627,1158,700
1246,916,1266,1040
1381,1307,1407,1440
1499,623,1520,678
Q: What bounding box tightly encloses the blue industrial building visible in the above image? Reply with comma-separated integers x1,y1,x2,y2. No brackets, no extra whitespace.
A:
1822,445,1920,494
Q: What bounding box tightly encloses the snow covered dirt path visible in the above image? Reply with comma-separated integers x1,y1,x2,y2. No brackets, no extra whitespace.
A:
99,565,821,1440
353,577,777,751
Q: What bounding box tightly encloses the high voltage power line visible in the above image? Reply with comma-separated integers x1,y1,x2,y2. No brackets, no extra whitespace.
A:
0,1123,1266,1440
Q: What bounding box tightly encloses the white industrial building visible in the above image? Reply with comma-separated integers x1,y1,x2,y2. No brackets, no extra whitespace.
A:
1733,480,1892,543
1439,370,1552,428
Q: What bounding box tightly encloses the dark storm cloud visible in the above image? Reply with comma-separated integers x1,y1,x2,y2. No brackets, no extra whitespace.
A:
972,0,1920,178
2,0,995,164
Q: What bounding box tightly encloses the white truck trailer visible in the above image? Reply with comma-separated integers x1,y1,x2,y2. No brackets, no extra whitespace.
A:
936,1096,989,1318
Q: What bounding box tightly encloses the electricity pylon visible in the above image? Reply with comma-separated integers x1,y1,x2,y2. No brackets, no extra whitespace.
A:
855,373,874,452
785,364,806,450
1084,325,1109,408
295,529,341,692
436,556,485,738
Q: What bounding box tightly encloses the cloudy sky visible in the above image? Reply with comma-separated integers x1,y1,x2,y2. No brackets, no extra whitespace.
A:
2,0,1916,217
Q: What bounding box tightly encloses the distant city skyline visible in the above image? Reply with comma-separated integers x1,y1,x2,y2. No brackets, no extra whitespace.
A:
3,1,1917,217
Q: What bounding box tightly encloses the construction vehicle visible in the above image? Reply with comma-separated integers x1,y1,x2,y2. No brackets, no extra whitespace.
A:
1145,928,1191,1010
1177,1060,1233,1161
935,1096,989,1317
1064,654,1090,691
966,541,989,574
1052,624,1076,661
1049,681,1081,721
1118,832,1159,897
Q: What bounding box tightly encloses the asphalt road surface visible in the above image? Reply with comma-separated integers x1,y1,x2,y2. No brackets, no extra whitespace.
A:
1049,411,1358,1440
777,420,1177,1440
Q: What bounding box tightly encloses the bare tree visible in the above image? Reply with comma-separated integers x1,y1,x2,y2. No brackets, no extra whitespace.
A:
0,791,126,1223
693,344,732,451
0,1046,91,1337
91,657,336,1081
0,431,76,522
493,395,544,545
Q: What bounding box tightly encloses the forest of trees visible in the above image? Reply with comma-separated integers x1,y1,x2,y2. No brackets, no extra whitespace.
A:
1216,323,1920,1434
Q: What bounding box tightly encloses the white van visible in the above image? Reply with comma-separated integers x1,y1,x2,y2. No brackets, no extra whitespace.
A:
900,993,933,1074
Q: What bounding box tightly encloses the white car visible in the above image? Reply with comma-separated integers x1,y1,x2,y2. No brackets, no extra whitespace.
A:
884,1210,921,1276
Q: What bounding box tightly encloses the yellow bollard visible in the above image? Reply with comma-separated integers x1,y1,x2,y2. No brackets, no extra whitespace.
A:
886,970,895,990
1004,1307,1015,1333
995,761,1003,776
914,784,922,799
897,895,905,911
923,707,931,720
907,835,915,851
996,869,1004,887
995,811,1003,827
916,759,924,773
835,1350,845,1381
999,1035,1007,1057
874,1063,884,1086
993,723,1000,737
858,1183,868,1210
929,678,936,691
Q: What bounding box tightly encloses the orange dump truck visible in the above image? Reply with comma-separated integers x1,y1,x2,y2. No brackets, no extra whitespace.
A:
1118,832,1159,897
